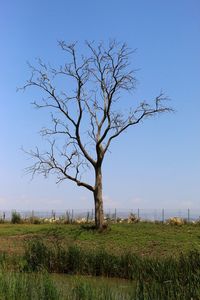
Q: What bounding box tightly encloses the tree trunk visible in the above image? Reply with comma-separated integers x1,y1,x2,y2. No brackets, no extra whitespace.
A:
94,166,104,230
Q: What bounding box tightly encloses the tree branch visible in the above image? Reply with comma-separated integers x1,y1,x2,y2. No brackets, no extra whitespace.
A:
104,93,173,154
20,40,172,194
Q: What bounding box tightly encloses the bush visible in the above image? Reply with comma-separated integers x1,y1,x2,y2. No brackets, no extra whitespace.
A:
166,217,186,225
128,213,140,223
11,211,21,224
28,216,42,224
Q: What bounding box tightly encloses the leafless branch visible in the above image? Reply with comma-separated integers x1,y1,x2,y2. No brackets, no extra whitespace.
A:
21,40,172,191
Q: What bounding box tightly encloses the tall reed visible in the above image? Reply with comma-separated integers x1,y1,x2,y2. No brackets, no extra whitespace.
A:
24,237,200,282
0,272,60,299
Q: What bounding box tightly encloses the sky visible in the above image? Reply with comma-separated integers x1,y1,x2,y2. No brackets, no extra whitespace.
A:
0,0,200,212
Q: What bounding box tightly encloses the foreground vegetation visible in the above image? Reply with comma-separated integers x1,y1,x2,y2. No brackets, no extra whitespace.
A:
1,240,200,299
0,222,200,257
0,222,200,298
0,271,199,300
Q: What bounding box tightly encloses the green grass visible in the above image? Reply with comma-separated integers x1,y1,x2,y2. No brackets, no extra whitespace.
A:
0,223,200,299
0,271,199,300
0,222,200,257
58,275,200,300
52,274,134,299
0,271,135,299
22,238,200,279
0,271,60,299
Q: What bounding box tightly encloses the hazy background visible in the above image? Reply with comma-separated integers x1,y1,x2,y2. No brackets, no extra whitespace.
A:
0,0,199,211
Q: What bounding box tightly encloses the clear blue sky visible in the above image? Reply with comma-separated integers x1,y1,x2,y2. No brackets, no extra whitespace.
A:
0,0,200,211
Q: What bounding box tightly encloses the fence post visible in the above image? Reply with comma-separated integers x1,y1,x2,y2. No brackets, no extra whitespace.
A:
154,209,157,221
137,208,140,219
65,210,69,223
71,209,74,223
51,210,56,220
162,209,165,223
188,208,190,223
86,211,89,223
114,208,117,222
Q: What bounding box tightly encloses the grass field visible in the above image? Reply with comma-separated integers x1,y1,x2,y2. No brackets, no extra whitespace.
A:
0,222,200,257
0,222,200,299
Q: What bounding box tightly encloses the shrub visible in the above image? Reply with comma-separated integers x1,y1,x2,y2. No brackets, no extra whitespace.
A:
25,216,42,224
11,211,21,224
128,213,140,223
33,217,41,224
166,217,185,225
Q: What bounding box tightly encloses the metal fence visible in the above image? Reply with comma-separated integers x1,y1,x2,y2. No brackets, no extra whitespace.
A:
1,208,200,222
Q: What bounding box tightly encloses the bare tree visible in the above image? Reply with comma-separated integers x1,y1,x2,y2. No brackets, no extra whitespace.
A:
21,41,172,229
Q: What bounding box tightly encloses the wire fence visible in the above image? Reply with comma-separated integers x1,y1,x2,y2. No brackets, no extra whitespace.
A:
1,208,200,222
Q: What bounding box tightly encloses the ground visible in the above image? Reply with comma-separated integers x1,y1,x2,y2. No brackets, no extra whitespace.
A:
0,222,199,257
